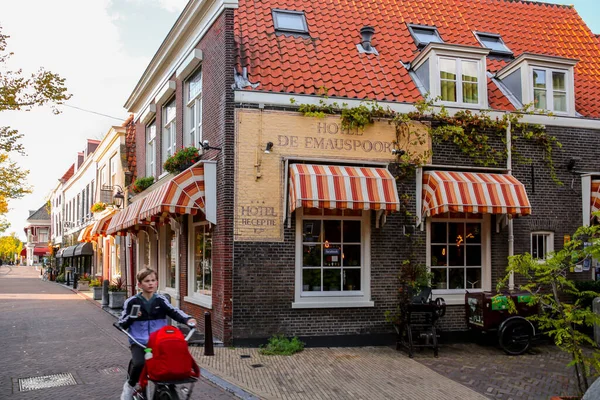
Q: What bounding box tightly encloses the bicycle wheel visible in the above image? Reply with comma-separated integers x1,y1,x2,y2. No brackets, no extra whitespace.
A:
154,385,180,400
498,319,532,355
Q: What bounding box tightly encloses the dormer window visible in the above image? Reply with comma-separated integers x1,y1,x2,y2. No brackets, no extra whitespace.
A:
408,24,443,47
410,43,490,108
272,9,308,34
495,53,577,116
474,32,511,55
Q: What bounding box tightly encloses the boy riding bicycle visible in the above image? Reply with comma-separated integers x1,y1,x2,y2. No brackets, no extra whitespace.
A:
117,268,197,400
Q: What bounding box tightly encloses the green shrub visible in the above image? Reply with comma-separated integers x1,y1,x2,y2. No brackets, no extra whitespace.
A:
56,273,65,283
89,278,102,287
259,334,304,356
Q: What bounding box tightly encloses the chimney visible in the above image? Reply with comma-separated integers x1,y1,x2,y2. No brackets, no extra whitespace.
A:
360,26,375,52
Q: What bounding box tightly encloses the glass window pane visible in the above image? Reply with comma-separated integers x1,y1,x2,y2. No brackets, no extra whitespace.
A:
344,268,361,291
303,244,321,266
466,246,481,266
431,268,447,289
342,245,361,267
343,220,361,242
323,220,341,242
413,27,442,44
167,229,176,288
323,244,341,267
533,69,546,88
463,83,478,104
440,59,456,80
323,269,341,291
534,89,547,109
448,268,465,289
303,220,322,242
431,222,447,243
302,269,321,291
188,69,202,99
165,100,176,124
465,223,481,243
449,223,465,245
431,245,447,266
553,92,567,112
462,61,478,82
441,81,456,101
466,268,482,289
274,12,306,31
478,35,509,52
552,72,565,91
448,245,464,266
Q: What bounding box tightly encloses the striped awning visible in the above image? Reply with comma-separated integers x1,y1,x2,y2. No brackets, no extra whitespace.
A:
139,167,206,221
106,210,127,236
89,210,117,239
422,171,531,218
77,224,93,242
591,180,600,219
288,164,401,214
120,198,147,231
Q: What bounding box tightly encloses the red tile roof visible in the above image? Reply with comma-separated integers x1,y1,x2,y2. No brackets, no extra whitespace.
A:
60,164,74,183
234,0,600,118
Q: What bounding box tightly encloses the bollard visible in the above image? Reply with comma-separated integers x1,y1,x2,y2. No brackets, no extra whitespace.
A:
66,270,71,286
204,311,214,356
73,273,78,289
101,279,109,307
594,297,600,346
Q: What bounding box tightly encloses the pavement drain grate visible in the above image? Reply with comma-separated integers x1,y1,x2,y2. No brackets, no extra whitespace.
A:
250,364,264,368
99,366,125,375
240,355,251,359
18,373,77,392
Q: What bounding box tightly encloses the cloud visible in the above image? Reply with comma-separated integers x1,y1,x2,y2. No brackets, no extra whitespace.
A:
157,0,188,13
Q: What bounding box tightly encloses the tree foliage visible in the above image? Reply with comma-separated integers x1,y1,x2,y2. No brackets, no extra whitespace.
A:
0,25,71,228
0,233,22,262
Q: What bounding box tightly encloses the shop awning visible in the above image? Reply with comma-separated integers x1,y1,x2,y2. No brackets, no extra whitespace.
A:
288,164,401,214
120,198,147,232
56,248,65,259
591,180,600,219
106,210,127,236
74,242,94,256
89,210,117,239
33,247,49,256
62,245,77,258
422,170,531,218
77,224,93,242
20,248,27,257
139,167,206,221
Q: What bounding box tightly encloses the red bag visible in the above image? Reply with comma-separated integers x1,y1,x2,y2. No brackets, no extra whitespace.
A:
139,325,200,388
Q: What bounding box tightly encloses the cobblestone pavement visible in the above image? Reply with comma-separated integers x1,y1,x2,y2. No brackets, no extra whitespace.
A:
415,338,585,399
0,265,236,400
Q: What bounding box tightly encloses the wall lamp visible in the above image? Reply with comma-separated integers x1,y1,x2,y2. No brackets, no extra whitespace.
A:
264,142,274,154
201,140,222,151
391,148,406,156
113,185,125,208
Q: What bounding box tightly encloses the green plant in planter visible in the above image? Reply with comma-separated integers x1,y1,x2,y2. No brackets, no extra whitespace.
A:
56,273,65,283
108,276,126,292
78,272,92,282
131,176,154,194
90,202,107,213
163,147,200,174
89,278,102,287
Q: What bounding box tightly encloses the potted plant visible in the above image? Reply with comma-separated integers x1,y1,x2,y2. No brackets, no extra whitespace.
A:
131,176,155,194
56,273,65,283
163,146,200,174
77,273,92,291
89,278,103,300
108,276,127,309
91,202,107,213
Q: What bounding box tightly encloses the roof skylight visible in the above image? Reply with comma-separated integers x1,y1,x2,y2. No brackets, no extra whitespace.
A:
408,24,443,47
475,32,511,54
272,9,308,34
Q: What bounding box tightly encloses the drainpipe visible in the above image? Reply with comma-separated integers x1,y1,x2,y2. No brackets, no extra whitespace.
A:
506,115,515,291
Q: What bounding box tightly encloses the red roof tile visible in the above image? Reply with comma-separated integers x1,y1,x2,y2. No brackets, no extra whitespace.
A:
235,0,600,118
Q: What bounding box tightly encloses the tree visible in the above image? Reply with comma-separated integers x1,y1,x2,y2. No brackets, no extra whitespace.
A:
0,25,71,230
0,233,23,262
499,222,600,396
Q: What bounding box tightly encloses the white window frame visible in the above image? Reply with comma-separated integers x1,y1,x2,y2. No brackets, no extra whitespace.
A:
184,69,202,149
162,98,177,168
426,215,491,305
109,153,118,187
159,224,178,297
436,56,485,107
292,208,374,309
185,216,212,308
531,231,554,261
146,120,156,178
530,67,570,114
38,228,48,244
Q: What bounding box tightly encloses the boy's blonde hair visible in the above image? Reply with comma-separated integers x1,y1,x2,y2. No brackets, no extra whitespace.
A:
137,268,157,283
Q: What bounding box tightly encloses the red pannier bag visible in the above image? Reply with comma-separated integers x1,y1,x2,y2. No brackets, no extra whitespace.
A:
139,325,200,388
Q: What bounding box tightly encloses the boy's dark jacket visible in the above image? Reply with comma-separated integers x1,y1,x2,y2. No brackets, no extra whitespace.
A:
118,293,191,345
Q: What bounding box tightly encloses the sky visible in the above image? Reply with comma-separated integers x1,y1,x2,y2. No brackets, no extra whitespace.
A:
1,0,599,242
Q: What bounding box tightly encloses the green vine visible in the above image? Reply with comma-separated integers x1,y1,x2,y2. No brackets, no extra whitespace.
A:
291,96,563,184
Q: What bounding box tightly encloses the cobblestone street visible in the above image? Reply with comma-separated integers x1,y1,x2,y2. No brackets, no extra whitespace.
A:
0,265,236,399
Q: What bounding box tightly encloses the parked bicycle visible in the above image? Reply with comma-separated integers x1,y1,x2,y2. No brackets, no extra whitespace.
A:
113,322,199,400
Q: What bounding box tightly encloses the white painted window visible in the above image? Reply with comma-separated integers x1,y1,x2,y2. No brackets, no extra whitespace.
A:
109,154,118,187
185,69,202,148
146,120,156,178
161,225,177,290
162,99,176,166
38,228,48,244
531,231,554,260
532,68,568,113
439,57,480,104
293,208,373,309
427,215,491,304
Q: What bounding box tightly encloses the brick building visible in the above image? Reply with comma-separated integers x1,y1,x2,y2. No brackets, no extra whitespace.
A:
111,0,600,345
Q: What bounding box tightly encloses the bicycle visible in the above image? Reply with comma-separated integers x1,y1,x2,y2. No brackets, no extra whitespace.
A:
113,322,198,400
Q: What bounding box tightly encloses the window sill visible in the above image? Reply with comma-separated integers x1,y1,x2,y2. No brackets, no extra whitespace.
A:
292,299,374,309
183,295,212,309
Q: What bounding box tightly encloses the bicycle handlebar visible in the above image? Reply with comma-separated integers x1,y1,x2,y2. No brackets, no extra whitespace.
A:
113,322,197,346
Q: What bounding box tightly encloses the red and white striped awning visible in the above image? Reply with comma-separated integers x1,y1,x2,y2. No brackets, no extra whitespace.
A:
106,210,127,236
288,164,400,214
422,170,531,218
120,198,147,231
591,180,600,219
77,224,94,242
89,210,117,239
139,167,206,221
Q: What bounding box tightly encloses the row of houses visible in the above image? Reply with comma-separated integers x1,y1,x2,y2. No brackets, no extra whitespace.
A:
30,0,600,346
